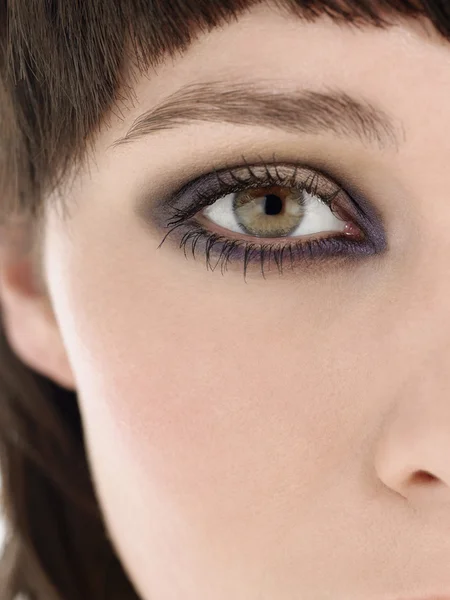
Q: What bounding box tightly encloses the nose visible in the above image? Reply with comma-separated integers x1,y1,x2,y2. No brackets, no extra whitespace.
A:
371,181,450,525
373,358,450,519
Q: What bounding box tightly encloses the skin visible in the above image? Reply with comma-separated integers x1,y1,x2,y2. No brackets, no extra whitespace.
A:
2,4,450,599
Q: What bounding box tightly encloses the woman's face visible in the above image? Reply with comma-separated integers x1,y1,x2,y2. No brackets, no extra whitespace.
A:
40,4,450,599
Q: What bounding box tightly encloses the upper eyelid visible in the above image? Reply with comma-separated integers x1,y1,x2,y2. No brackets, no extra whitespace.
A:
168,161,342,207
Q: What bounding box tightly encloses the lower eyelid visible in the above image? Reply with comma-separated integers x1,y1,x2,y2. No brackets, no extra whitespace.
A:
156,216,381,282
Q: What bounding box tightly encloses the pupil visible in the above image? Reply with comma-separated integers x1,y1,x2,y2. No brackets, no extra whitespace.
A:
264,194,283,216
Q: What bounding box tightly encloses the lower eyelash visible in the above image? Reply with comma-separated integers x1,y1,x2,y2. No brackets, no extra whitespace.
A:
164,220,378,281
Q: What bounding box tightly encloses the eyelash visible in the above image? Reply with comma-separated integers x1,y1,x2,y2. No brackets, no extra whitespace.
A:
156,157,385,280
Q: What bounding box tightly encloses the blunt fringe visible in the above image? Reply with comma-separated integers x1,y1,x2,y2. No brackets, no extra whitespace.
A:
1,1,450,598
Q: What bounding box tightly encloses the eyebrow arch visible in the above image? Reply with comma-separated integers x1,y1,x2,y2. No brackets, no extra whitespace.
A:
111,80,404,151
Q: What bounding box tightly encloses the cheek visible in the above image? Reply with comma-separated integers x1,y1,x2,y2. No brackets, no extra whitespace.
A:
42,200,393,596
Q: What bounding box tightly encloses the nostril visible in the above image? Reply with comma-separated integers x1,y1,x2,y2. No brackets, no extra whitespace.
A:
413,470,439,484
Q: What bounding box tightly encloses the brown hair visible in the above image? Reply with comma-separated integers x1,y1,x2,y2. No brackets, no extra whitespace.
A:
0,1,450,598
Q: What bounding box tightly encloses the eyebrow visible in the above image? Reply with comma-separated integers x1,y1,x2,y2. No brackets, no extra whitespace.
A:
111,80,404,151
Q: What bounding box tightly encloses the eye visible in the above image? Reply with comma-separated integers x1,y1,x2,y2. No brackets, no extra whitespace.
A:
155,160,386,280
202,185,351,240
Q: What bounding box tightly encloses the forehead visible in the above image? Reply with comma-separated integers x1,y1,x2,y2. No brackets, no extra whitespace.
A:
121,0,449,67
114,5,450,143
106,3,450,105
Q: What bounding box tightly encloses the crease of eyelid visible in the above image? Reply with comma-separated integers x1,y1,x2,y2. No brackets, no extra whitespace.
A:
110,80,406,152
